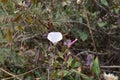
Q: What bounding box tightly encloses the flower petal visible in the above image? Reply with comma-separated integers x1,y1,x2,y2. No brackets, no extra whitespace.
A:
47,32,63,44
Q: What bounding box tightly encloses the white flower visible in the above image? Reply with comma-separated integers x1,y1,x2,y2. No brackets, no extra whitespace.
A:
66,0,71,4
103,72,118,80
77,0,81,4
62,2,67,7
47,32,63,44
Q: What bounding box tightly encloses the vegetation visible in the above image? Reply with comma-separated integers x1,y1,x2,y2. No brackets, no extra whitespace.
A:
0,0,120,80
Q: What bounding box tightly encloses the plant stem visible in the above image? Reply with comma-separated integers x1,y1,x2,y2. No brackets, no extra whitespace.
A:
47,67,50,80
83,6,98,55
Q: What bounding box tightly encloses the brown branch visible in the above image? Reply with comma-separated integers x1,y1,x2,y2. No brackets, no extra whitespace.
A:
83,7,98,55
1,66,40,80
94,0,108,12
0,68,22,80
76,51,107,56
101,66,120,68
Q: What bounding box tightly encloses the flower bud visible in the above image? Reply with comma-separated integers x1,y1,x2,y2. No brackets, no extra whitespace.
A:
77,0,81,5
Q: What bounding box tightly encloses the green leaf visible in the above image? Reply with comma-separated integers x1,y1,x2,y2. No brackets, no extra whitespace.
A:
84,78,93,80
115,8,119,14
98,22,107,27
92,57,100,77
71,61,81,68
101,0,109,6
75,74,80,80
79,17,83,23
50,71,57,78
0,48,10,64
57,70,69,77
80,73,93,80
79,31,88,41
58,52,64,59
0,55,5,64
67,56,73,67
70,69,93,80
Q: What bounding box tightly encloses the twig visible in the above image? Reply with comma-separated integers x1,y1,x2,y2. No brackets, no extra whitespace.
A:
83,6,98,55
83,4,100,80
47,68,50,80
94,0,108,12
101,66,120,68
53,20,88,27
1,66,40,80
0,68,22,80
76,51,107,56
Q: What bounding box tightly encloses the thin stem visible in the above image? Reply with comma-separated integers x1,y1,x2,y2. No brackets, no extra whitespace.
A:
83,6,98,55
0,2,15,31
1,66,40,80
0,3,8,16
47,67,50,80
0,68,22,80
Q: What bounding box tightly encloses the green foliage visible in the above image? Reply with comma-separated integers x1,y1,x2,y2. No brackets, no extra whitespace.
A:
92,57,100,78
100,0,109,6
71,61,81,68
57,70,69,77
67,56,73,67
0,0,119,79
79,31,89,41
0,48,10,64
98,22,107,27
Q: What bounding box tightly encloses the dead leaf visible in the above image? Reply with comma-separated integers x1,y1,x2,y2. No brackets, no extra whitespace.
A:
1,0,8,4
26,16,33,23
12,14,22,22
17,25,24,31
6,28,13,44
